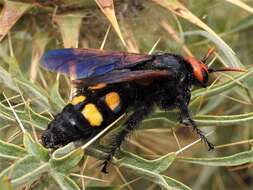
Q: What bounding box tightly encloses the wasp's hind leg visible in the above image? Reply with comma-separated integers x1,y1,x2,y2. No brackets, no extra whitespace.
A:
101,102,153,173
177,93,214,150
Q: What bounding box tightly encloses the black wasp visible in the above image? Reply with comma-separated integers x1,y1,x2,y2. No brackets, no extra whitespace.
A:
40,48,244,173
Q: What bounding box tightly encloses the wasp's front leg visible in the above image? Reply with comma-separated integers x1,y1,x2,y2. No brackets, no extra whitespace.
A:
177,92,214,150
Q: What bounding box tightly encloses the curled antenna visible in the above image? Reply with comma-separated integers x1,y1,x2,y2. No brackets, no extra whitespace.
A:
202,47,246,73
202,47,216,63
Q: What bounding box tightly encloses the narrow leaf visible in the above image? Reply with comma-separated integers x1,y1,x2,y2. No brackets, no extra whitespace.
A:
0,155,49,188
15,77,50,109
96,0,126,47
194,112,253,126
117,150,190,189
0,102,50,130
0,0,32,41
0,176,13,190
0,140,27,160
118,150,176,173
231,15,253,33
121,164,191,190
151,0,232,62
192,67,253,99
0,65,18,91
50,148,84,173
54,13,83,48
163,175,192,190
11,163,49,188
49,80,66,112
150,110,253,127
52,142,78,159
184,30,243,67
86,187,117,190
225,0,253,14
30,31,49,82
52,172,81,190
23,133,49,161
178,149,253,166
0,51,50,109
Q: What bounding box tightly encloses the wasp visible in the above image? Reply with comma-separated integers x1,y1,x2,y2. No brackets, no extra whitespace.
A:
40,48,244,173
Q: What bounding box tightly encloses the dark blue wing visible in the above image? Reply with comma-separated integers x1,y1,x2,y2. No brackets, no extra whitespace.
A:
41,48,153,79
72,70,174,87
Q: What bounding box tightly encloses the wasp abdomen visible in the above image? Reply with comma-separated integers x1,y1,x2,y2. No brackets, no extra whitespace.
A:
104,92,121,113
81,103,103,127
70,95,87,105
42,90,125,148
72,90,124,128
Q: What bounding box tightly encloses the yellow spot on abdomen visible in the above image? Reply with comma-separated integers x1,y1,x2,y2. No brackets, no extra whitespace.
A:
105,92,121,112
82,104,103,127
88,83,107,90
71,95,86,105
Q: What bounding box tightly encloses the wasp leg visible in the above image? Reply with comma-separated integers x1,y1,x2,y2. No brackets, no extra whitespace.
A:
101,103,153,173
177,95,214,150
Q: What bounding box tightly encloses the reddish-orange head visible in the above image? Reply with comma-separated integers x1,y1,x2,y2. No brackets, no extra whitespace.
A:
185,56,209,84
184,48,245,87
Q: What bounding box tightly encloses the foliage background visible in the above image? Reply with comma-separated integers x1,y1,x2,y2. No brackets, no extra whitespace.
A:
0,0,253,189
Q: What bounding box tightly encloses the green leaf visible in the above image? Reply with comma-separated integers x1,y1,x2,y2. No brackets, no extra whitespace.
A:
49,80,66,112
147,111,178,125
7,57,23,78
0,139,27,160
121,164,191,190
192,67,253,99
23,133,49,161
0,155,49,188
28,107,51,129
148,110,253,127
244,76,253,103
30,30,49,82
178,149,253,166
117,151,190,189
184,30,242,67
0,102,50,130
194,94,226,115
15,77,50,110
163,175,192,190
53,13,83,48
0,176,13,190
0,49,22,79
1,53,49,109
86,187,117,190
50,148,84,173
231,15,253,33
0,0,32,41
51,172,81,190
194,112,253,126
0,65,18,91
118,150,176,173
52,142,78,159
0,47,49,110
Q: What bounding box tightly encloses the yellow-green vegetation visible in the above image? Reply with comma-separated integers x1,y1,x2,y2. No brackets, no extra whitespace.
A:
0,0,253,189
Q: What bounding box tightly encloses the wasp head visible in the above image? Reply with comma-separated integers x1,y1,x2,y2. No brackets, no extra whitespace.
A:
185,56,209,87
185,48,245,88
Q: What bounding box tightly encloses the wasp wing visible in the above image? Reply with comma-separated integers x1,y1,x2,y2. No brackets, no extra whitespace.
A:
41,48,153,79
72,70,174,87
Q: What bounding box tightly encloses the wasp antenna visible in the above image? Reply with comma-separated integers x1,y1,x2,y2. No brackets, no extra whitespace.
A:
208,67,246,73
202,47,216,63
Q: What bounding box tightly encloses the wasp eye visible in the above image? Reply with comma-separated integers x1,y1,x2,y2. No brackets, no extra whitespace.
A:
201,68,208,85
